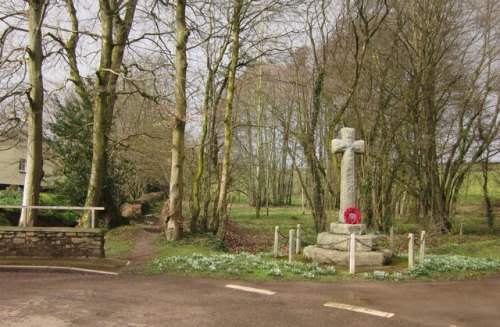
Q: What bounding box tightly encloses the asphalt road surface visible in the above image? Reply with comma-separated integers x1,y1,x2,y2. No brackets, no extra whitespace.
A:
0,272,499,327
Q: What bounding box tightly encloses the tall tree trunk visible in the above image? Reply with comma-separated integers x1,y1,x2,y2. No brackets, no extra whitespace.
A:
19,0,47,227
190,87,208,233
481,155,494,233
306,68,327,232
83,0,113,226
255,62,265,218
83,0,137,226
165,0,189,241
214,0,242,238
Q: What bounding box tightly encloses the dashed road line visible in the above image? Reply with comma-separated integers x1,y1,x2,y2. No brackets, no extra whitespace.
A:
0,265,119,275
225,284,276,295
324,301,394,318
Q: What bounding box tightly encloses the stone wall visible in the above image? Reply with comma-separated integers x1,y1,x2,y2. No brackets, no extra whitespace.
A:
0,227,104,258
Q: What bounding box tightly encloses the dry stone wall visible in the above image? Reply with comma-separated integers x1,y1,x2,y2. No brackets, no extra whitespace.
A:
0,227,104,258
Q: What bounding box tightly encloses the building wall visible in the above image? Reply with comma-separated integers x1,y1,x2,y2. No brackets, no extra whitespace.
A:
0,139,55,188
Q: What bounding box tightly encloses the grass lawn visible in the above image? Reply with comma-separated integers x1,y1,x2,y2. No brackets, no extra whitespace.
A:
228,204,321,246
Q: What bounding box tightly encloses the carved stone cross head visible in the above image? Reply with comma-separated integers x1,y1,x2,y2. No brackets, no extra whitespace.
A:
331,127,365,223
332,128,365,155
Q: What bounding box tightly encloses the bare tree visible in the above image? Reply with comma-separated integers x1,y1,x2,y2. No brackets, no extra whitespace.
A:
163,0,189,241
82,0,138,226
213,0,243,237
19,0,49,227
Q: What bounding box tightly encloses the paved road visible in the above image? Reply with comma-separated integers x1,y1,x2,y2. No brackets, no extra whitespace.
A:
0,272,499,327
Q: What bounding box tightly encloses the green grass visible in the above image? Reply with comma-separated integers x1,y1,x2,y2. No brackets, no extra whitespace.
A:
154,234,225,258
229,204,320,246
104,226,136,258
428,236,500,259
392,221,421,234
458,167,500,204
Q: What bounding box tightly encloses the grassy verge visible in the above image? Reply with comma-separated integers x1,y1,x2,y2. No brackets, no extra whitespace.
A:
104,226,136,258
109,200,500,281
145,252,338,281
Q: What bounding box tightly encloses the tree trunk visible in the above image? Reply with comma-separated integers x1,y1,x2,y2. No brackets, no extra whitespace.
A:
214,0,242,238
481,156,494,233
165,0,189,241
19,0,46,227
83,0,114,226
83,0,137,226
306,68,327,232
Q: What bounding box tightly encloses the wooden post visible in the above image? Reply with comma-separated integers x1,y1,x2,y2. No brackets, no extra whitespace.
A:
273,226,279,257
419,231,426,263
289,229,295,263
295,224,301,254
460,220,463,235
408,233,414,269
349,233,356,274
91,209,95,229
389,226,394,252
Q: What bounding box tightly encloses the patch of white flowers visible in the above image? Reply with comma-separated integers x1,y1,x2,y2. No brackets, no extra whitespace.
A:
152,252,336,279
268,268,283,277
408,255,499,277
363,255,499,281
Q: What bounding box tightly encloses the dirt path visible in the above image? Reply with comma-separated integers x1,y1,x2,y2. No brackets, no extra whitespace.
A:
118,225,161,274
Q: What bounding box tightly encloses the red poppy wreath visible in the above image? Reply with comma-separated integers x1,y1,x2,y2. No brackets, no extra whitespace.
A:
343,206,361,224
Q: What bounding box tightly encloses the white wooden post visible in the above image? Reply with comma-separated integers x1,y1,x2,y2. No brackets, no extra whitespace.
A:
295,224,301,254
289,229,295,263
91,209,95,229
273,226,279,257
390,226,394,252
419,231,426,263
408,233,414,269
349,233,356,274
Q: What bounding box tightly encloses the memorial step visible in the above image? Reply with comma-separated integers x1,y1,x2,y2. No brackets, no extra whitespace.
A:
330,223,367,235
303,245,392,266
317,232,378,252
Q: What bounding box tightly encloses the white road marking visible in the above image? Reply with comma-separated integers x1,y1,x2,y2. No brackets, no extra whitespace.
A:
225,284,276,295
324,302,395,318
0,265,118,275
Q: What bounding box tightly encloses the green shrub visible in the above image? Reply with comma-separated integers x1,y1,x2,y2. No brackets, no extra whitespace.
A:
0,187,22,205
0,213,11,226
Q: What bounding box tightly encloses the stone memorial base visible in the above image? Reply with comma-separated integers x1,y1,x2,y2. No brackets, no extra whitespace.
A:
303,223,392,266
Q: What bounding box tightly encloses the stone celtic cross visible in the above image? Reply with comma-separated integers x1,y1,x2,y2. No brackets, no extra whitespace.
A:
331,127,365,223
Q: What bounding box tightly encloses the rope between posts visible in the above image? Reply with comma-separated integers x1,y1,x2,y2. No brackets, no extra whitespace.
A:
275,227,312,241
277,230,288,240
355,238,376,250
328,239,352,247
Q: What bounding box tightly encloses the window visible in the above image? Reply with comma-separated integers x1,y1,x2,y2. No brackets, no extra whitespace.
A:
18,159,26,173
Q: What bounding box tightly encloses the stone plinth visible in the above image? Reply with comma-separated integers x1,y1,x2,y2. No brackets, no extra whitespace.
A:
303,246,392,266
304,222,392,266
330,223,367,235
317,232,378,252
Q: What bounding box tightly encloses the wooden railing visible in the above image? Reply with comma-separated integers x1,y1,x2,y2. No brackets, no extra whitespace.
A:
0,205,105,228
